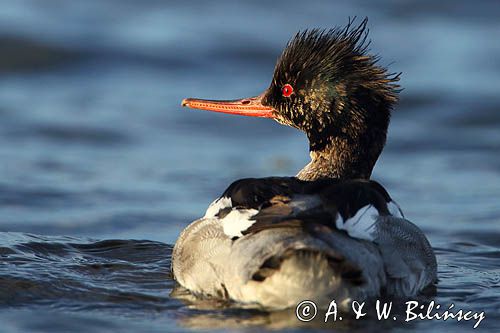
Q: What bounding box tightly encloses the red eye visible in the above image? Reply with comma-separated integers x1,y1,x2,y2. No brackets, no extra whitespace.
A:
282,84,293,97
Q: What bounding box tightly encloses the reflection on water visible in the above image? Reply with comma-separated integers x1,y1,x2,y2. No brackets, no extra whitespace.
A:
170,286,440,331
0,0,499,332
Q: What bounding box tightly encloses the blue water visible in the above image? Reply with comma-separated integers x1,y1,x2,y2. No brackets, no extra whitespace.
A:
1,0,500,332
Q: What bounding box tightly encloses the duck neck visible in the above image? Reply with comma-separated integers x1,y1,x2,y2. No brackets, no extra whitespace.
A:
294,81,395,181
296,119,388,181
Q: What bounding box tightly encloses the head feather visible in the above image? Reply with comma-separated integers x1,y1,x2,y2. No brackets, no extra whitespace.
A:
272,17,400,109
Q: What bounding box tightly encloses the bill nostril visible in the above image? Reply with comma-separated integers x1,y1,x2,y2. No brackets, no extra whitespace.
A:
241,100,250,105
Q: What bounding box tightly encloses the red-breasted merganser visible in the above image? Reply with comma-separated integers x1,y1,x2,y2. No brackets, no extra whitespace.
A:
172,19,437,310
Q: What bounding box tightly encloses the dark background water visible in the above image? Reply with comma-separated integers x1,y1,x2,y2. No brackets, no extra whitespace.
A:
1,0,499,332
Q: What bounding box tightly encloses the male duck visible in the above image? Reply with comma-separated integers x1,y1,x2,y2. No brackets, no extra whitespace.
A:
172,19,437,310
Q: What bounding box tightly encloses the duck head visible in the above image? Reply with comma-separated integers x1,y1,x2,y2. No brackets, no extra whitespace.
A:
182,18,400,181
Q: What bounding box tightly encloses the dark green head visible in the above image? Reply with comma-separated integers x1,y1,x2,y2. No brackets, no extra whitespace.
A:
263,18,400,153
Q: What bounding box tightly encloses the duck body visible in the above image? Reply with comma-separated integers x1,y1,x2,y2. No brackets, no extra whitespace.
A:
172,18,437,309
172,177,436,309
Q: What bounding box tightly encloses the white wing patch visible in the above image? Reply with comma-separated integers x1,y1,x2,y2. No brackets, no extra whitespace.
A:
388,200,404,218
221,209,259,238
335,205,379,241
204,197,232,218
203,196,257,238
